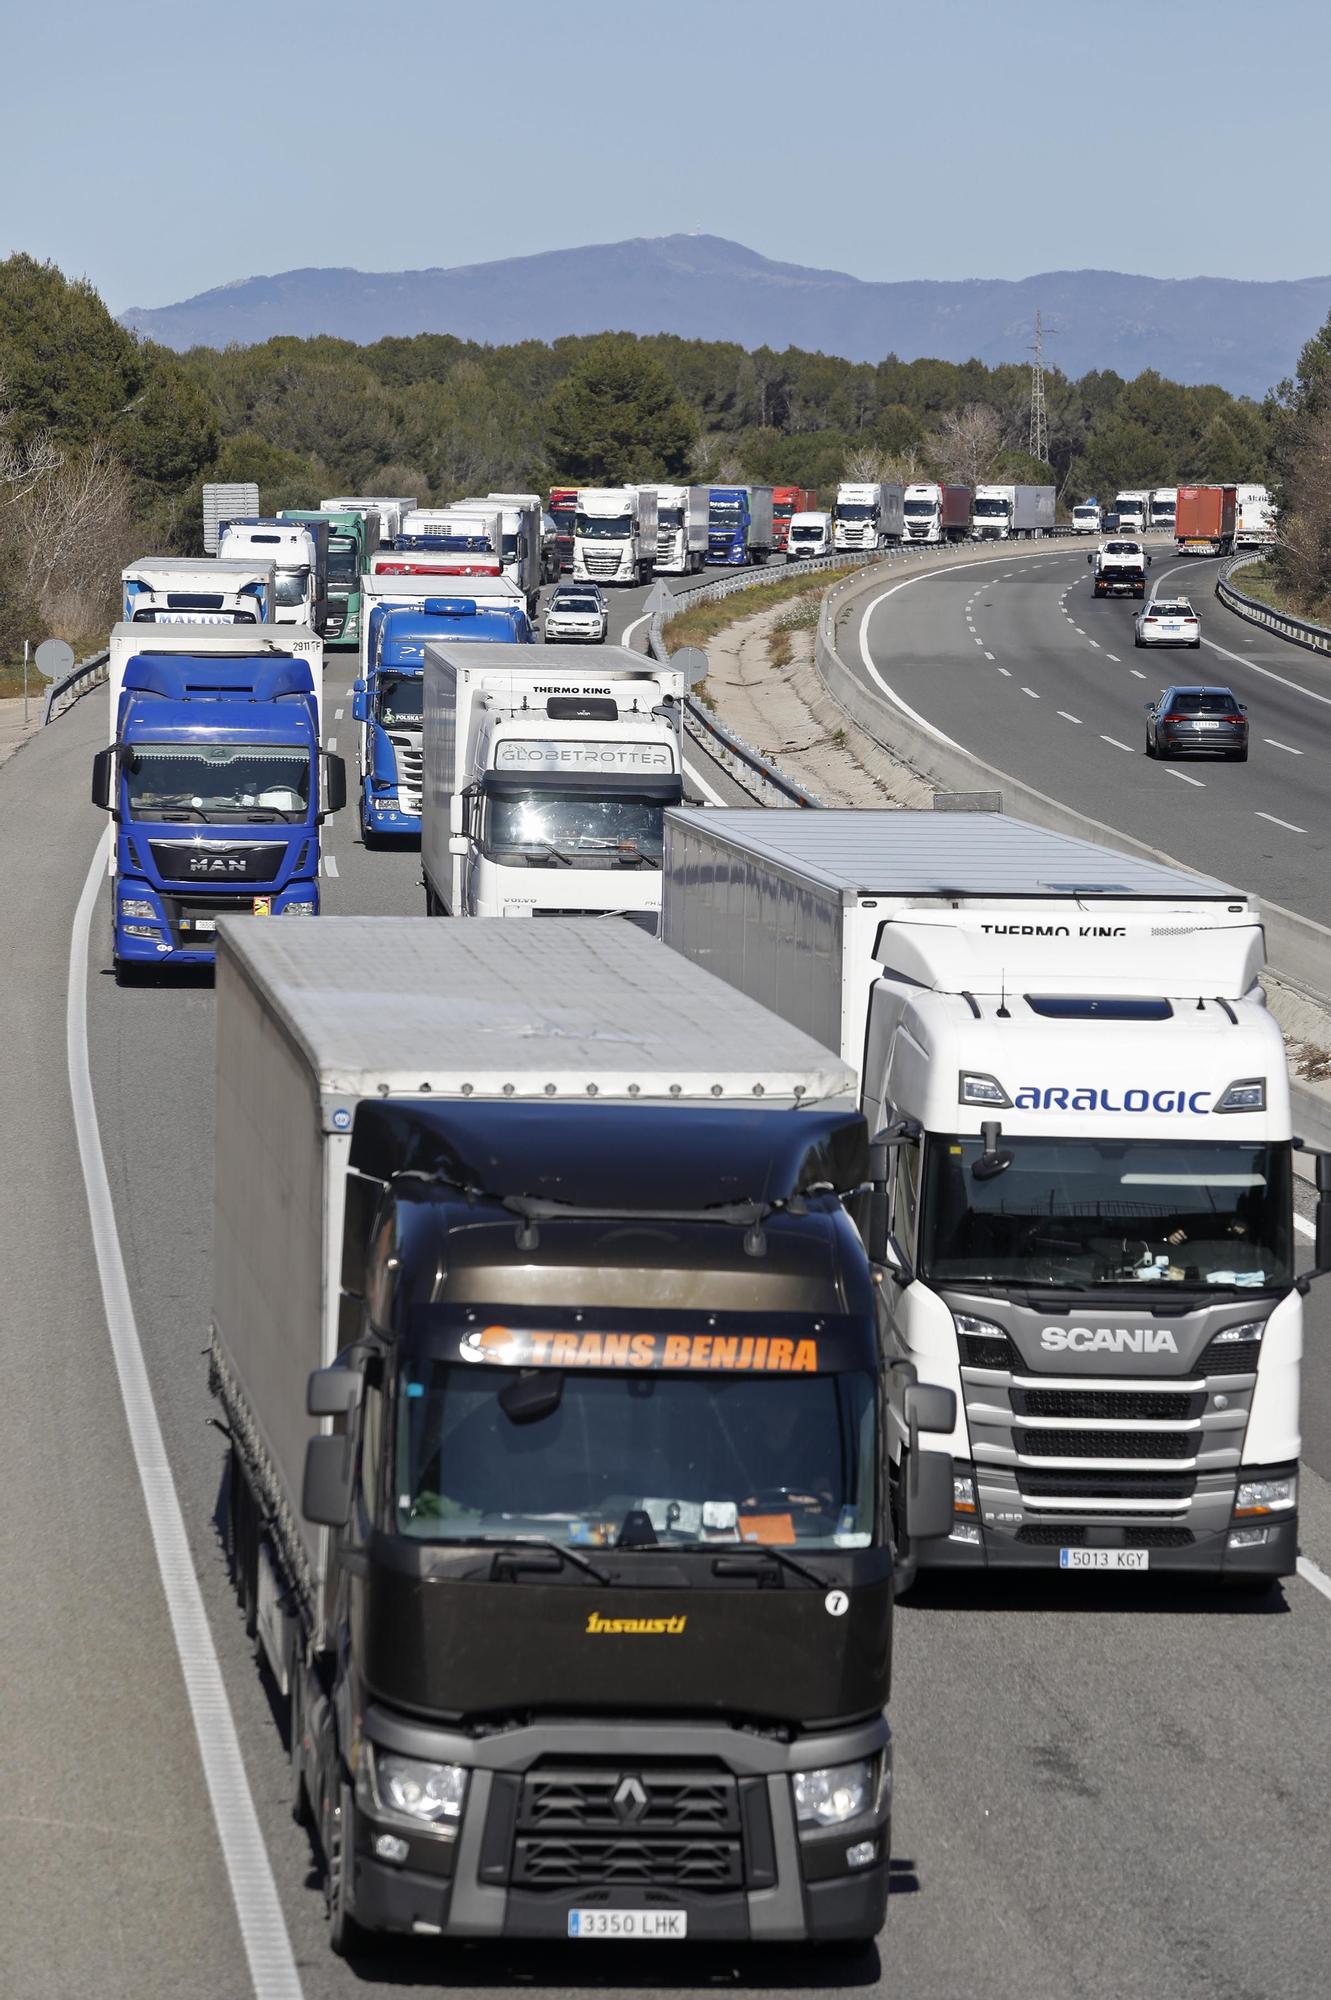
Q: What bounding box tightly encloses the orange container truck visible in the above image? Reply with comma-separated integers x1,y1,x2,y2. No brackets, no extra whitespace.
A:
1174,485,1236,555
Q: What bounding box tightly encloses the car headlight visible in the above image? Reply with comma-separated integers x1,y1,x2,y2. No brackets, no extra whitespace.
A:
791,1758,873,1827
372,1749,468,1825
1234,1474,1295,1517
119,897,157,919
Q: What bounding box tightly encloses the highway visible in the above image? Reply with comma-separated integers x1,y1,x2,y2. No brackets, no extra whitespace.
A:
4,558,1331,1999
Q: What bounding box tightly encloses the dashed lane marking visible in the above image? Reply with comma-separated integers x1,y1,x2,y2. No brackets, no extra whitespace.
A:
322,854,339,877
984,651,995,660
1057,711,1082,724
1022,686,1040,699
1255,811,1306,834
1166,770,1205,787
1101,735,1134,752
1265,739,1303,755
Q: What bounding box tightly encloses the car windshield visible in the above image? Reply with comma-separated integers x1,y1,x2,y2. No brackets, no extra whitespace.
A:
919,1135,1291,1292
1105,542,1141,555
326,537,358,586
552,597,601,614
576,514,632,539
123,742,310,820
274,569,309,608
791,527,821,541
485,792,672,865
1167,691,1239,714
1150,602,1191,617
395,1362,877,1549
376,671,423,726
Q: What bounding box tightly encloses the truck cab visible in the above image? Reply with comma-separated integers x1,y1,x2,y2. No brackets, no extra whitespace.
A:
1113,492,1151,536
121,556,275,626
653,484,709,575
220,519,329,634
353,597,534,842
282,508,379,649
971,485,1015,541
771,485,816,554
92,628,344,978
574,487,656,585
1071,503,1102,535
902,483,943,543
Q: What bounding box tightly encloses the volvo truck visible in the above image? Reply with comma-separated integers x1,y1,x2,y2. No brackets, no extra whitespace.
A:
354,597,534,843
220,518,329,633
210,917,956,1953
573,487,658,584
121,556,275,626
421,643,684,927
92,623,342,979
663,807,1325,1588
654,485,709,575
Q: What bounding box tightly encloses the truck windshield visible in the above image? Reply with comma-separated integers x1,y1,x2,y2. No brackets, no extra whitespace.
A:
903,501,935,516
657,507,684,529
918,1135,1291,1292
376,672,423,727
973,499,1009,518
835,503,873,520
773,502,794,518
327,537,358,586
791,527,821,541
710,501,742,518
274,568,310,608
122,743,310,820
485,792,673,865
576,514,632,539
396,1363,877,1549
501,534,519,562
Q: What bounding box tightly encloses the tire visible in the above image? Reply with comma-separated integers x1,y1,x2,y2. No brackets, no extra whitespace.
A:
325,1779,366,1958
113,959,141,988
1232,746,1249,762
1190,639,1201,649
1134,633,1143,648
887,1453,919,1599
1145,734,1157,759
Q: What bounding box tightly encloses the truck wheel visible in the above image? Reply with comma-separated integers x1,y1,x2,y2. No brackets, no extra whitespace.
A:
358,799,379,853
326,1779,366,1958
113,959,141,988
887,1456,919,1599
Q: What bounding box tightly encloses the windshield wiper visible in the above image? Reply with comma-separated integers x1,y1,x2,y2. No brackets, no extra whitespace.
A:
527,842,574,867
709,1546,833,1590
479,1535,612,1586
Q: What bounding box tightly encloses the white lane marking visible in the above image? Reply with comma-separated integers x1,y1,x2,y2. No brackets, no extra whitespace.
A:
1202,633,1331,708
1166,769,1205,787
1022,686,1040,699
1294,1213,1315,1243
1073,627,1086,635
1298,1554,1331,1604
1130,669,1148,680
984,651,995,661
974,635,984,646
322,854,339,877
1088,641,1101,649
334,706,344,720
1003,573,1014,579
70,839,304,2000
326,735,337,753
1255,811,1306,834
683,757,728,807
998,667,1012,678
621,609,652,651
1101,735,1134,752
1107,654,1121,662
1057,711,1082,724
1266,738,1303,755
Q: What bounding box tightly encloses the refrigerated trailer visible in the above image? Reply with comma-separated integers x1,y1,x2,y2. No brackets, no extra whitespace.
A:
662,807,1327,1588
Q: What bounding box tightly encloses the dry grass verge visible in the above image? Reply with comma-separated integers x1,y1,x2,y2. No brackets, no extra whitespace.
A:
662,572,827,654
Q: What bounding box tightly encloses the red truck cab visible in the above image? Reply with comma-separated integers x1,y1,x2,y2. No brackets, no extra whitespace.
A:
771,486,818,553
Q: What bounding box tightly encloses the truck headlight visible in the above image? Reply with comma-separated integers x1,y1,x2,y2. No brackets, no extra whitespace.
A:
791,1758,873,1826
1234,1474,1295,1517
119,897,157,919
371,1749,467,1826
281,899,315,917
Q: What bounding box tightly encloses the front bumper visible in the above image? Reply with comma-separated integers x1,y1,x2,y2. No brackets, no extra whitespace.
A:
114,881,318,963
346,1713,891,1943
925,1513,1296,1577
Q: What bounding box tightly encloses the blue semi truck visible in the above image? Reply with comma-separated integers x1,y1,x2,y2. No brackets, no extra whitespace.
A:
353,595,533,842
706,484,775,566
92,623,345,982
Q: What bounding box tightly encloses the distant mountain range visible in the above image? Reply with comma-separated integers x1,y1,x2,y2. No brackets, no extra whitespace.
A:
119,235,1331,397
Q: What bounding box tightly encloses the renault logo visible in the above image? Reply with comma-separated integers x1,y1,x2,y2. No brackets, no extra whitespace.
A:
612,1776,648,1822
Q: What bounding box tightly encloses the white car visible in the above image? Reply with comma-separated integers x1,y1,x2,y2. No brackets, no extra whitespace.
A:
543,586,609,644
1134,596,1201,649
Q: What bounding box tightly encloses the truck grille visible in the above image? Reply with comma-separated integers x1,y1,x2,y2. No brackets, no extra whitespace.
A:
581,551,623,578
1018,1469,1196,1502
1015,1428,1196,1461
1016,1523,1195,1548
1012,1388,1202,1421
388,733,423,814
505,1764,745,1895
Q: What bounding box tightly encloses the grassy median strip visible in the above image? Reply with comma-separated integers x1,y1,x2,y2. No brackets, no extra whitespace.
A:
1231,561,1331,626
662,572,828,655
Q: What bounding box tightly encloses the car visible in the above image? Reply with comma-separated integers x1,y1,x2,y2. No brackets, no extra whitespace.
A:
543,584,609,644
1135,596,1201,648
1144,685,1248,761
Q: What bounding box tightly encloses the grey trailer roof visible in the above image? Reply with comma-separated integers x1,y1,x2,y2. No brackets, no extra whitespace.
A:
423,643,667,677
666,810,1243,901
216,917,853,1104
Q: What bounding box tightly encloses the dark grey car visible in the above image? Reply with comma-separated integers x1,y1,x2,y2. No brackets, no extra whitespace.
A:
1144,685,1248,761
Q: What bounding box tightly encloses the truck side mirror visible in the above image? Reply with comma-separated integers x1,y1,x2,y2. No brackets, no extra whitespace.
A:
91,748,115,812
903,1383,956,1435
302,1434,354,1527
308,1364,364,1417
321,753,347,818
351,679,368,724
903,1448,956,1543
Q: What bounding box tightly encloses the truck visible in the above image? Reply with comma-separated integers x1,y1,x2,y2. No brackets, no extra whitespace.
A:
282,508,380,650
121,556,275,626
548,486,578,570
353,597,534,844
372,510,505,585
359,571,525,683
421,643,684,927
902,483,972,545
707,485,775,567
663,806,1327,1588
203,481,259,555
833,483,903,554
785,511,833,560
1071,501,1103,535
653,485,710,575
92,623,342,980
1150,488,1178,534
219,518,329,634
1174,486,1237,556
459,494,544,612
322,497,417,548
573,487,658,585
1090,538,1150,597
1113,491,1151,535
210,916,957,1953
971,486,1055,541
771,486,818,555
1235,484,1277,550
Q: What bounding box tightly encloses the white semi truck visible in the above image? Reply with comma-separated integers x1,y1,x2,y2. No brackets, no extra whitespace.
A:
219,518,328,629
322,495,417,545
121,556,275,625
458,493,544,610
653,484,710,574
833,483,904,553
1235,484,1277,550
662,807,1326,1590
971,486,1055,541
573,486,659,584
1150,488,1178,533
421,643,684,926
1113,490,1152,535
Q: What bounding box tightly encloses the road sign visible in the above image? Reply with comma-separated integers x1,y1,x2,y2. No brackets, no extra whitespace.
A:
672,645,708,687
34,638,75,682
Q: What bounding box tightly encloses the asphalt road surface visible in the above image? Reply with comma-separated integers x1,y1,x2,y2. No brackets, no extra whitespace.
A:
3,559,1330,1999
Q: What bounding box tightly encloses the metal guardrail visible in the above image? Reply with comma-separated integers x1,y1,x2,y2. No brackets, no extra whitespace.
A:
43,647,110,725
1216,554,1331,656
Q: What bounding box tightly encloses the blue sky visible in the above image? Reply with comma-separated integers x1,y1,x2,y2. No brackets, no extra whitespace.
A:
5,0,1327,309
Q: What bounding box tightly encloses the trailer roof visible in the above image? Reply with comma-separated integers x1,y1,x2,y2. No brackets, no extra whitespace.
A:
666,810,1243,901
423,643,668,677
216,918,854,1104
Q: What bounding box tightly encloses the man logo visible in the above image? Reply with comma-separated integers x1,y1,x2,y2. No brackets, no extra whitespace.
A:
188,855,246,875
613,1777,648,1822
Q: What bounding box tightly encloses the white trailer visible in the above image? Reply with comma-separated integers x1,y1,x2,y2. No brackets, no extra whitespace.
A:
662,807,1317,1587
321,495,417,544
1235,484,1277,550
121,556,276,625
653,484,710,574
421,642,683,924
458,494,543,610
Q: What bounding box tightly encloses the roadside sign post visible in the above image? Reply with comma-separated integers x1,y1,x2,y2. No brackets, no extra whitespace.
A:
22,640,28,726
34,637,75,725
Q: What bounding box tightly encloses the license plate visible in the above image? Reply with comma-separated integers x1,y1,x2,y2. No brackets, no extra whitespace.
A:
568,1910,687,1940
1195,721,1221,730
1060,1548,1148,1571
181,917,216,933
